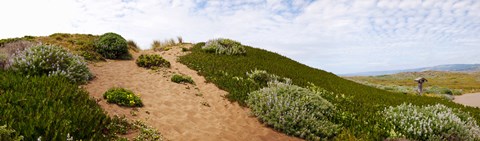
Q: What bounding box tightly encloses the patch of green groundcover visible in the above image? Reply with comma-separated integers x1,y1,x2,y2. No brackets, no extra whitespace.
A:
0,70,111,140
179,42,480,140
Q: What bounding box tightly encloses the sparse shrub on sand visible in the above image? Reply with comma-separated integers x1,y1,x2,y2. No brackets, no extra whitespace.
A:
95,32,131,59
171,74,194,84
382,103,480,140
247,82,340,140
201,38,246,55
10,45,93,84
136,54,171,69
103,87,143,107
133,120,164,141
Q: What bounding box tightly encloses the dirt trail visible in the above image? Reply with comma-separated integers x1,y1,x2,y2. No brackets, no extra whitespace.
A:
454,93,480,108
84,45,300,141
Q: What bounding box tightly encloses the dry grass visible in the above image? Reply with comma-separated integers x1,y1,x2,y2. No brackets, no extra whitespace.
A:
127,40,141,52
345,71,480,93
151,37,185,51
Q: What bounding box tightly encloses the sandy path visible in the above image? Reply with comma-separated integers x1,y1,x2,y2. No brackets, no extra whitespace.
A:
84,45,301,141
454,93,480,108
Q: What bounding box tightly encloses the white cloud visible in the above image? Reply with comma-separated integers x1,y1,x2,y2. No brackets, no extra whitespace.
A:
0,0,479,74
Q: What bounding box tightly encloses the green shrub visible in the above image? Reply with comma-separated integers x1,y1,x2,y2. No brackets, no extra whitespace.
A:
201,38,246,55
0,125,24,141
136,54,170,69
95,32,130,59
0,71,110,140
247,82,340,140
382,103,480,140
10,45,93,84
103,87,143,107
171,74,194,84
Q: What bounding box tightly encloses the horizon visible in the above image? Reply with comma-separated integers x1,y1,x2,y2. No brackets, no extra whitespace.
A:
1,0,479,74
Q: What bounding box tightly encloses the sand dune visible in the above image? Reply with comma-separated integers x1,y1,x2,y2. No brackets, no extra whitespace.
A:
84,45,301,141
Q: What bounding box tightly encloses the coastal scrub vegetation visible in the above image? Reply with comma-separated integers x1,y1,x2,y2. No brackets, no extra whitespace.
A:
179,42,480,140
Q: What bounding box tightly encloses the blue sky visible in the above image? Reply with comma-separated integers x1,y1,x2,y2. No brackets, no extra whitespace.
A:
1,0,479,74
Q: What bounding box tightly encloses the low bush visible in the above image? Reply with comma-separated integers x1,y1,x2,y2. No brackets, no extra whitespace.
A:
171,74,194,84
9,45,93,84
247,69,291,87
0,71,110,140
103,87,143,107
136,54,170,69
106,115,135,135
201,38,246,55
382,103,480,140
247,82,340,140
95,32,130,59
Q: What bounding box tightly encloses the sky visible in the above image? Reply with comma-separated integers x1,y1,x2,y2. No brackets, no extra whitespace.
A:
1,0,479,74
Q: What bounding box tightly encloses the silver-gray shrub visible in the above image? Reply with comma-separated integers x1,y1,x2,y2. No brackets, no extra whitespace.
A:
247,82,340,140
0,40,37,69
383,103,480,140
10,45,93,84
246,69,291,86
201,38,246,55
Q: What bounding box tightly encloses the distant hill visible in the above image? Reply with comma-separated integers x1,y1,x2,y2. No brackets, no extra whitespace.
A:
342,64,480,76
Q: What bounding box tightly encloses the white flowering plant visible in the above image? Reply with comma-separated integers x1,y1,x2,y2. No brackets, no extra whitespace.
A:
201,38,246,55
382,103,480,140
247,82,341,140
10,45,93,84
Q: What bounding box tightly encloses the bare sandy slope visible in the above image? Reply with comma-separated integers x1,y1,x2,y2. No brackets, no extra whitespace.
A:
84,45,301,141
454,93,480,108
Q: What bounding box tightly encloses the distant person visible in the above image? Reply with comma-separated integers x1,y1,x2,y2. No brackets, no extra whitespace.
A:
415,77,428,95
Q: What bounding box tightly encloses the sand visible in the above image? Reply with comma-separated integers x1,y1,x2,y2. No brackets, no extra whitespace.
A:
83,45,301,141
454,93,480,108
